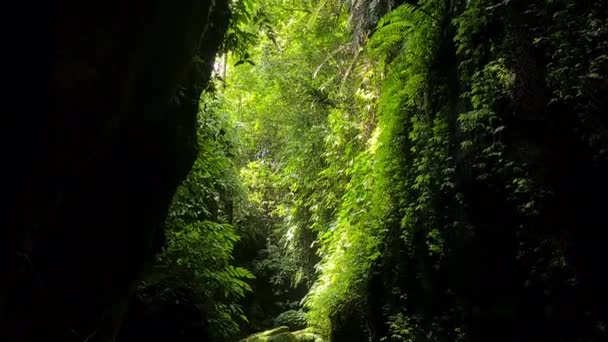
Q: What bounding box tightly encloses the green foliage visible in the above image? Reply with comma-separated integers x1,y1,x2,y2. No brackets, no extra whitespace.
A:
180,0,608,341
224,0,359,292
224,0,276,64
274,309,308,331
304,148,387,334
142,89,255,341
304,1,441,335
533,0,608,159
380,313,417,342
367,2,415,67
346,0,397,46
158,221,254,337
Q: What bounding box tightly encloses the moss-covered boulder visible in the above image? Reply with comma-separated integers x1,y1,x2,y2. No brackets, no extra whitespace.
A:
267,332,297,342
292,328,324,342
242,326,325,342
262,326,291,335
241,326,294,342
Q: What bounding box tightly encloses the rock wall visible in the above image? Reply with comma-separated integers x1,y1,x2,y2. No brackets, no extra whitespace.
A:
2,1,229,341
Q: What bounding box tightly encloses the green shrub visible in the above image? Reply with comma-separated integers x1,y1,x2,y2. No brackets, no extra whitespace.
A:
274,309,307,331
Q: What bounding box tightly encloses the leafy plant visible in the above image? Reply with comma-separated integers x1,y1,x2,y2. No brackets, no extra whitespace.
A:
274,309,308,330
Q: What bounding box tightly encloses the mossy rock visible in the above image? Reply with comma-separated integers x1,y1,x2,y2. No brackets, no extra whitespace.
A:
266,332,297,342
242,326,325,342
241,326,293,342
260,326,290,336
292,328,324,342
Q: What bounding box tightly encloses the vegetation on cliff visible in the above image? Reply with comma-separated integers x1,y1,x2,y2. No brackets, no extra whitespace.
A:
15,1,605,341
142,0,607,341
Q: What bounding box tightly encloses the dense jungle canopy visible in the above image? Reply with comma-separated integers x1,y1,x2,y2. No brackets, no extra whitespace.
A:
4,1,608,341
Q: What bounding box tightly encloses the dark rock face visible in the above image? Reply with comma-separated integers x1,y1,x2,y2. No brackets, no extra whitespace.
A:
2,1,229,341
118,285,211,342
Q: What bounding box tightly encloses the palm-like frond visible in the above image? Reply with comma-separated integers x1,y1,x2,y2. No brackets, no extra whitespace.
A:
345,0,396,46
